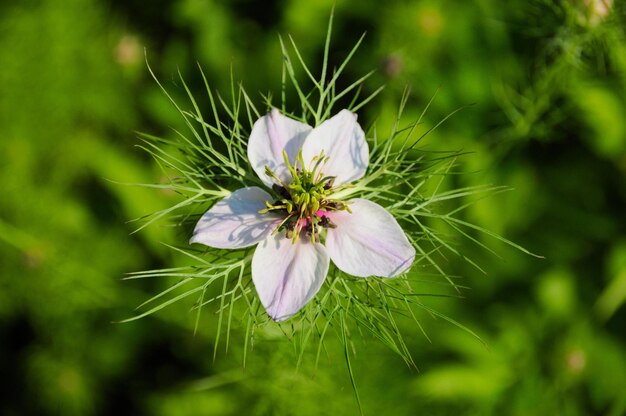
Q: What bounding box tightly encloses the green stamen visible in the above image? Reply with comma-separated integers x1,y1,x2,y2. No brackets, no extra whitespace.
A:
260,150,352,243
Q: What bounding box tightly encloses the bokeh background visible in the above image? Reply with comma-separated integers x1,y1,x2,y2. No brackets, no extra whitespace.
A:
1,0,626,414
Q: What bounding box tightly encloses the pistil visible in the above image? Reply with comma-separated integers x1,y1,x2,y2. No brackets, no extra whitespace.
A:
260,150,350,243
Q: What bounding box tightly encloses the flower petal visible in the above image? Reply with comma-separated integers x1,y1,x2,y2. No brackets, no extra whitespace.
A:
325,199,415,277
252,234,329,321
190,187,281,249
301,109,368,185
247,108,312,187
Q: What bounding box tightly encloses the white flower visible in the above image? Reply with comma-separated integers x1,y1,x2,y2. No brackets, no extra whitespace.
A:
191,109,415,321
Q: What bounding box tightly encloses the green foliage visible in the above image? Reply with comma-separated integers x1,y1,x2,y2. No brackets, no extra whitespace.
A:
128,17,535,387
1,0,625,415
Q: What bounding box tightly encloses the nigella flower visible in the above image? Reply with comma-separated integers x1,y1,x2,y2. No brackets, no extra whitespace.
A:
191,109,415,321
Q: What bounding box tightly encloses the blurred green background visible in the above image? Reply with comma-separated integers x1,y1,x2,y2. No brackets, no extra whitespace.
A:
1,0,626,414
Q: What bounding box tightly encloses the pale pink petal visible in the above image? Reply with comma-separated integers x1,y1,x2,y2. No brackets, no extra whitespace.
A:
190,187,281,249
252,234,329,321
247,108,312,187
301,109,368,185
325,199,415,277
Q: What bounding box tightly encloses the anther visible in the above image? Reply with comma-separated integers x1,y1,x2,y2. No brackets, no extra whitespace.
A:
319,216,329,227
262,150,351,242
272,184,291,200
318,215,337,229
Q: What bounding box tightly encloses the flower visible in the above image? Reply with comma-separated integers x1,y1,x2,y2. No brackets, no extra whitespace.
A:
579,0,613,26
190,109,416,321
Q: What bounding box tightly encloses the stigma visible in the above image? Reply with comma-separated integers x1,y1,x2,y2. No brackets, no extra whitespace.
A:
259,150,349,243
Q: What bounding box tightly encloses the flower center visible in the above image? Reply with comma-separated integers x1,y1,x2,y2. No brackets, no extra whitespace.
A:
260,150,351,243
